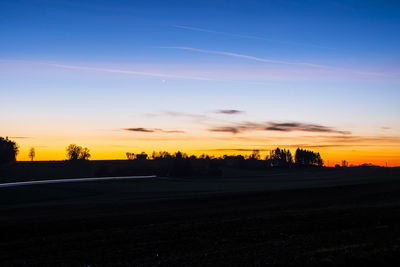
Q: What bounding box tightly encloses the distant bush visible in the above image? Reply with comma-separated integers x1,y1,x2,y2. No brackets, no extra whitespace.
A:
135,152,148,160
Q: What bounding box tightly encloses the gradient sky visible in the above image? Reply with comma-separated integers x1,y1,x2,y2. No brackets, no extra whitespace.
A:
1,0,400,166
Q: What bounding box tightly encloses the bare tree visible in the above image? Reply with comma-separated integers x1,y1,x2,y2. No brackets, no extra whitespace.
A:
29,147,35,161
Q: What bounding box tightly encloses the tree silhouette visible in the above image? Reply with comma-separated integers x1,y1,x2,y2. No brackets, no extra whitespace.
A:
135,152,148,160
66,144,91,161
126,152,135,160
248,150,261,160
0,137,19,164
29,147,36,161
151,151,173,160
295,148,323,166
80,147,91,160
267,147,293,167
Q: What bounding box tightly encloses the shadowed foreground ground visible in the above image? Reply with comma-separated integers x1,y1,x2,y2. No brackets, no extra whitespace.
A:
1,168,400,266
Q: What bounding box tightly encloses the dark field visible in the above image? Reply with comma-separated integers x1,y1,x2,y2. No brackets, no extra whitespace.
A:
1,168,400,266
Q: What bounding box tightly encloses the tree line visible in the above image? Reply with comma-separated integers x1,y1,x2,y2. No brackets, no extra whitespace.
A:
123,147,324,167
0,136,326,168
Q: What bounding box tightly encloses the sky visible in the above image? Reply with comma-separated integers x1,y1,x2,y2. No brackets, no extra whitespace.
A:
1,0,400,166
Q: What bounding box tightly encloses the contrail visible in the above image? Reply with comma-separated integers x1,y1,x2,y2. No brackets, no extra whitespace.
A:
163,46,325,67
0,59,216,81
47,63,215,81
161,46,384,77
173,25,336,50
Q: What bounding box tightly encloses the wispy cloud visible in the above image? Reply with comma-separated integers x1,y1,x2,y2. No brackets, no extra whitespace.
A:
208,143,380,152
209,126,243,134
315,135,400,144
173,25,336,50
266,122,351,134
145,111,212,124
209,121,351,135
162,111,208,120
144,112,351,136
124,128,185,133
125,128,154,133
144,110,234,128
214,109,244,115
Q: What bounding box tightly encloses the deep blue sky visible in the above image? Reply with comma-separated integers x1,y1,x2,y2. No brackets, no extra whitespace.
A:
1,0,400,63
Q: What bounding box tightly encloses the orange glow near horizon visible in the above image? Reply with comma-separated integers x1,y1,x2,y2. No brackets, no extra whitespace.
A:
13,134,400,167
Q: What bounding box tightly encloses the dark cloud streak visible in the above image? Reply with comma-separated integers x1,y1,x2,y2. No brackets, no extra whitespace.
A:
209,127,241,134
124,128,185,133
209,121,350,135
125,128,154,133
215,109,244,115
